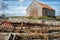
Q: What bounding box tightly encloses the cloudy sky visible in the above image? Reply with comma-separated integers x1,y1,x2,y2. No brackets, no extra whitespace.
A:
0,0,60,16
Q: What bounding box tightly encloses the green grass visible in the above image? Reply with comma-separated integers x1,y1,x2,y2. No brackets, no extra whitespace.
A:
8,16,56,20
8,16,26,19
37,16,55,20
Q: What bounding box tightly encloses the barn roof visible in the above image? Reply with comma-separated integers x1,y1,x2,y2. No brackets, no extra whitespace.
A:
36,2,54,10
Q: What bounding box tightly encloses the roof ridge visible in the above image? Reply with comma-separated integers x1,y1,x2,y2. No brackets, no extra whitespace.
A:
35,1,54,10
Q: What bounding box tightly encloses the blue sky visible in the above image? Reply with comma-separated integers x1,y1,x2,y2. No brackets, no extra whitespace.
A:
0,0,60,16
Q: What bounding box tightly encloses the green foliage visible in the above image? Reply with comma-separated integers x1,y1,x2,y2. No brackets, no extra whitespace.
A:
26,16,35,19
37,16,55,20
56,18,60,20
56,17,60,21
9,16,26,19
9,16,56,20
55,16,60,21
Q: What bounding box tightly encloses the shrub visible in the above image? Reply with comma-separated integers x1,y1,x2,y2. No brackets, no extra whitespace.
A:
26,16,35,19
37,16,55,20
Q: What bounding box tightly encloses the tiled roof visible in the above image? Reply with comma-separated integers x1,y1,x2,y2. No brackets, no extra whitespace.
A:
36,2,54,10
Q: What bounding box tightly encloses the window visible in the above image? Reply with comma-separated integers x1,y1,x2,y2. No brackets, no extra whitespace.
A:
45,10,49,16
44,10,47,16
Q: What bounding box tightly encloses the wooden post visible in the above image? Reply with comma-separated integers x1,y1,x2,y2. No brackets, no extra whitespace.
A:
34,23,37,35
21,21,23,30
42,20,47,40
7,32,12,40
12,34,16,40
47,35,49,40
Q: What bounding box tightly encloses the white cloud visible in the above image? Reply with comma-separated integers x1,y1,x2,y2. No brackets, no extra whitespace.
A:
19,0,26,3
0,10,4,15
5,6,27,16
3,0,28,16
19,0,27,6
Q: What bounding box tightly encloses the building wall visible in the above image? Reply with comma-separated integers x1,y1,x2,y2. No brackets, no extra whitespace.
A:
26,2,35,17
26,2,43,18
36,5,42,17
43,8,55,17
26,2,55,18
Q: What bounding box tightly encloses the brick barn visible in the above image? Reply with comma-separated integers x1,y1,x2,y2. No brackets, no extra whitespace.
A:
26,0,55,18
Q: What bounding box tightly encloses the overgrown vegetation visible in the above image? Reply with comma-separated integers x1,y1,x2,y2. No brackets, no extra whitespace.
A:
9,16,26,19
8,16,60,21
56,16,60,21
26,16,35,20
26,16,56,20
37,16,55,20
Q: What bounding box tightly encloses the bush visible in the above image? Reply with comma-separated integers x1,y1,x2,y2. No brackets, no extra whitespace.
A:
37,16,55,20
56,18,60,21
56,16,60,21
26,16,35,19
